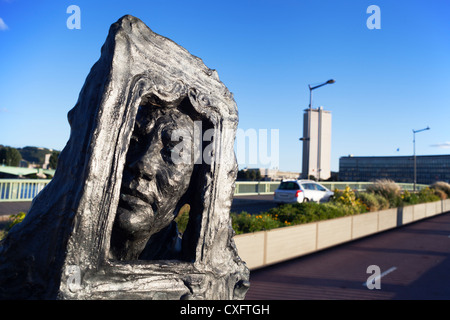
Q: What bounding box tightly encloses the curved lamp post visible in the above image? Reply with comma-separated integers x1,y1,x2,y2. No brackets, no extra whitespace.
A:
309,79,335,109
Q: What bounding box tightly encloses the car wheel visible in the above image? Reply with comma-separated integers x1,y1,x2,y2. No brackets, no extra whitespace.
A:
303,198,309,203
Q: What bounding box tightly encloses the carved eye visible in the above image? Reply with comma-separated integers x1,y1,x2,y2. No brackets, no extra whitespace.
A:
160,130,178,162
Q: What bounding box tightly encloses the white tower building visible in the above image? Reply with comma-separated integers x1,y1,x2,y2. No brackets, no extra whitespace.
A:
301,107,332,180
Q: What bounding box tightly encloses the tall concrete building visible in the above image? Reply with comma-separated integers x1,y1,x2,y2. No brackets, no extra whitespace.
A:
301,107,332,180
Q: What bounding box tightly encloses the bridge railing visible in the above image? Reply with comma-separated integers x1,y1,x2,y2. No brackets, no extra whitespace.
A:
233,181,428,196
0,179,428,202
0,179,52,202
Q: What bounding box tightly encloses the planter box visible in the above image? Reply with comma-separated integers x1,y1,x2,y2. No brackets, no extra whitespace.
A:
352,211,378,239
401,205,414,225
378,208,398,231
425,202,436,217
413,203,426,221
316,216,352,250
233,232,265,270
234,199,448,270
265,223,316,265
444,199,450,212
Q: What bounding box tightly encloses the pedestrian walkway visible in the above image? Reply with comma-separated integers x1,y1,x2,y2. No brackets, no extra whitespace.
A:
245,212,450,300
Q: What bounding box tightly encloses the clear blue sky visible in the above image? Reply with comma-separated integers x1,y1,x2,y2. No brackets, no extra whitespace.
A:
1,0,449,173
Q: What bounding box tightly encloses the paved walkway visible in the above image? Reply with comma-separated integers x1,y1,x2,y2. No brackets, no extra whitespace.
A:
245,211,450,300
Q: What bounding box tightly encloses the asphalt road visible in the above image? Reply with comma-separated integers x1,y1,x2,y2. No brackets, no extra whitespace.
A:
245,211,450,300
230,194,276,214
0,201,31,217
0,194,277,217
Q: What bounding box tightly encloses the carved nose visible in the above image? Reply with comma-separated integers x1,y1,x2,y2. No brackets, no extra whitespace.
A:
129,159,155,181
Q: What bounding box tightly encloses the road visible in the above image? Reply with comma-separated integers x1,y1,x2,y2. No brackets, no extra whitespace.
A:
0,201,31,217
230,194,276,214
245,211,450,300
0,194,277,217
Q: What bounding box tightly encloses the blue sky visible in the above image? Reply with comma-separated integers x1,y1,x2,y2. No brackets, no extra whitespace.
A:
1,0,449,172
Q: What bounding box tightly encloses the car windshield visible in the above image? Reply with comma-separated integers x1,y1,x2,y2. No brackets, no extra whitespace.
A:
301,183,316,190
316,184,327,191
278,182,299,190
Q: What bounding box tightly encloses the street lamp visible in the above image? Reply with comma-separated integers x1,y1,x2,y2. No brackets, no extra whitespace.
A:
305,79,335,181
309,79,335,109
413,126,430,191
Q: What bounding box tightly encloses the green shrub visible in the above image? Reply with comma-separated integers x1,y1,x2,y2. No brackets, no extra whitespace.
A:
373,193,390,210
175,205,190,234
356,192,390,212
417,187,441,203
0,229,6,241
270,201,361,225
0,212,26,241
356,192,381,212
366,179,402,208
267,203,307,225
333,186,358,206
229,181,445,235
331,186,367,214
316,202,355,218
401,190,419,205
231,212,282,234
7,212,26,231
230,201,363,234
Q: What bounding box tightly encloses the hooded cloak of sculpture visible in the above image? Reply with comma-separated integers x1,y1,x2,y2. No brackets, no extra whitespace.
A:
0,15,249,300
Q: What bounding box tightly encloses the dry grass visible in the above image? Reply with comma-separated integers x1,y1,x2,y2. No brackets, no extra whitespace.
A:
366,179,401,196
431,181,450,197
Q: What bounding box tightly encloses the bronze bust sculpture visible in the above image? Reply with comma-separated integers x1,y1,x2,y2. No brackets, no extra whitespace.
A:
0,15,249,300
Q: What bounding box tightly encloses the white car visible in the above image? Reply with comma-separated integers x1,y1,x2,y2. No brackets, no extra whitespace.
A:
274,180,334,204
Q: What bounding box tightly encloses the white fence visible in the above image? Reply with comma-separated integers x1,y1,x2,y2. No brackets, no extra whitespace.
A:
233,181,428,196
0,179,429,202
0,179,52,202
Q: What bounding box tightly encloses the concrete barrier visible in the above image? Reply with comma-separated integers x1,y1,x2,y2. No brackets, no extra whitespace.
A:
233,232,265,270
317,216,352,250
413,203,426,221
234,199,450,270
265,223,316,265
351,211,378,240
378,208,397,232
401,205,414,225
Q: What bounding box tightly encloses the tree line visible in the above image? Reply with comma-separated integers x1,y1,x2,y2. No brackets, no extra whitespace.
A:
0,145,60,169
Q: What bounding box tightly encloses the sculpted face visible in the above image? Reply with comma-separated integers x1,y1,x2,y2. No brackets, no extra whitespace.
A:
110,105,195,260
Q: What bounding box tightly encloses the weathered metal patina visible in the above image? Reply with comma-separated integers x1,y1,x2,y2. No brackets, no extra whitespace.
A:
0,15,249,300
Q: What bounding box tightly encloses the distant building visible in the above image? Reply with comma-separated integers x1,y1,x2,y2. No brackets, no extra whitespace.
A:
339,155,450,184
260,168,300,181
240,168,300,181
301,107,332,180
42,153,51,169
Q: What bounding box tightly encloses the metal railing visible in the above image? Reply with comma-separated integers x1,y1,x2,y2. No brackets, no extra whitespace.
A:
233,181,428,196
0,179,429,202
0,179,51,202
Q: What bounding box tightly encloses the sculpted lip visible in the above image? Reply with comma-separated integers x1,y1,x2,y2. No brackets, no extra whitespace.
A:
120,187,158,213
